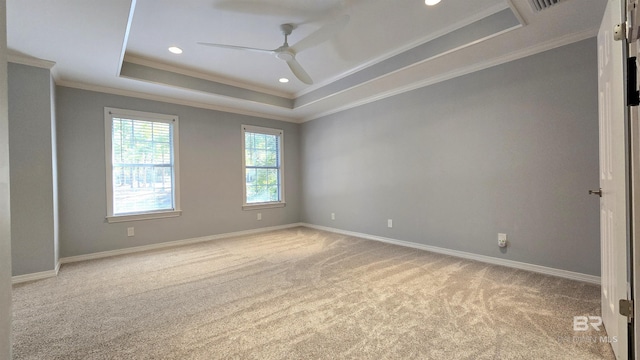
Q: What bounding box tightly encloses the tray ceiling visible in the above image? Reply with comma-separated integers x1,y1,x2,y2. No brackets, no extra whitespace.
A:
7,0,606,122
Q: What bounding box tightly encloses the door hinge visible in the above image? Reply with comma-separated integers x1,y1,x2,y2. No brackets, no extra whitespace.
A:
620,299,634,319
615,23,627,41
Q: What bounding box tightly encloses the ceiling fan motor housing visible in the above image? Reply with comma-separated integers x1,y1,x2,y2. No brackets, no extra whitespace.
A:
280,23,294,36
276,49,295,61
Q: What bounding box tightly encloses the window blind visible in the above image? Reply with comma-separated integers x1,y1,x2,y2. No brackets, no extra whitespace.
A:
111,117,175,214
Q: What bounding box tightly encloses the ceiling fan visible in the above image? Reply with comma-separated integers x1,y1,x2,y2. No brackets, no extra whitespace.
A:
198,14,350,85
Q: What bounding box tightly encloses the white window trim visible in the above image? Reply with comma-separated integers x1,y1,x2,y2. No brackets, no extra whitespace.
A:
104,107,181,223
241,125,285,210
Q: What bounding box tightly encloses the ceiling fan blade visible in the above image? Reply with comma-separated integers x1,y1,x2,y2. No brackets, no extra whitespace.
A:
286,58,313,85
197,42,275,54
291,14,350,53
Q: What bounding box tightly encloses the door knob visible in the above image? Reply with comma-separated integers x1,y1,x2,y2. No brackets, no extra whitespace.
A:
589,188,603,197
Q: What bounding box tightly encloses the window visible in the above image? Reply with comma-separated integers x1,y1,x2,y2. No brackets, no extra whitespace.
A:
104,108,181,222
242,125,285,209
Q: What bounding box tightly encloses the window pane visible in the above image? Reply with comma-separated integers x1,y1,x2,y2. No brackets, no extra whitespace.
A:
255,150,267,166
266,135,277,151
256,169,267,185
264,185,276,202
154,143,171,164
245,132,254,150
267,169,278,185
246,185,257,202
254,134,266,149
245,168,256,185
265,150,278,167
245,148,254,167
243,128,282,205
112,117,174,215
247,185,265,203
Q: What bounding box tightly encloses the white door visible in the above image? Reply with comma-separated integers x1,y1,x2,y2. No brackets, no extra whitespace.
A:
630,5,640,358
598,0,629,359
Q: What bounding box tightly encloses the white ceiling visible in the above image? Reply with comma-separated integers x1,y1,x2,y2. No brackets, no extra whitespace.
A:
7,0,606,122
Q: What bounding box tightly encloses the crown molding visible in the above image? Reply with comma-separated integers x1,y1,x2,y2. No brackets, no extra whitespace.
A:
301,26,598,122
7,51,56,70
124,54,295,100
56,80,301,123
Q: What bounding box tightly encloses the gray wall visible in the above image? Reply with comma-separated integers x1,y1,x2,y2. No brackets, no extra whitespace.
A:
11,37,601,280
8,62,58,276
56,87,300,257
300,38,601,276
0,0,12,357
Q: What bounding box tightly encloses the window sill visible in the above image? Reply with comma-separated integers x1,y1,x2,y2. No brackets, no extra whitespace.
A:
106,210,182,223
242,202,286,211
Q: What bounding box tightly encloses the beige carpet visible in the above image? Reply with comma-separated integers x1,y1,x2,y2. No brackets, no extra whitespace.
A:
12,227,615,359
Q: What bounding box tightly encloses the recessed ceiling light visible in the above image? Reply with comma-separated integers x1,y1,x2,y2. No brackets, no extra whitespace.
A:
279,78,289,83
425,0,441,5
168,46,183,54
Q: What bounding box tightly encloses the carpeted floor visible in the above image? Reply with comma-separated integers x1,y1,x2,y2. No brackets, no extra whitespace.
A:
12,227,615,359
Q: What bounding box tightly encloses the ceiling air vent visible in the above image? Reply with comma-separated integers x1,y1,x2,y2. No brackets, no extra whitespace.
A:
528,0,565,12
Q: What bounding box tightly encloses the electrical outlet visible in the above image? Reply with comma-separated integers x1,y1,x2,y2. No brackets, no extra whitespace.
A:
388,219,393,228
257,213,262,221
331,213,335,220
498,233,507,248
127,227,134,237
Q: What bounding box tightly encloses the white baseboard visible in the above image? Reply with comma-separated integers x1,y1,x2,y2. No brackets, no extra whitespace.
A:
300,223,601,285
59,223,304,265
12,261,61,285
13,224,302,284
13,222,599,286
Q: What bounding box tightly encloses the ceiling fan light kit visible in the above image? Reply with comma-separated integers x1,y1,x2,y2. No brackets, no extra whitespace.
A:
198,14,350,85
